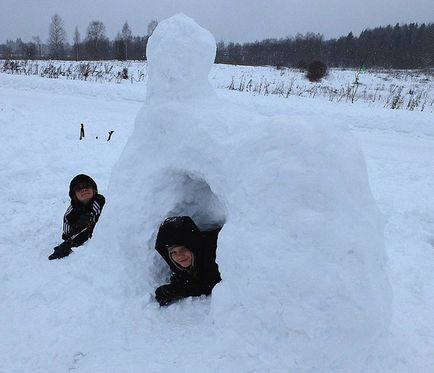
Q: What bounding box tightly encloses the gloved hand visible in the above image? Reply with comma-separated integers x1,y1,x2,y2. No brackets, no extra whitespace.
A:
155,283,186,306
76,213,93,230
170,273,209,297
48,241,72,260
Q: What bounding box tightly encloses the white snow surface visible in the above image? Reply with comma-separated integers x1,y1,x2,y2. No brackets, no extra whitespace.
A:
1,15,433,373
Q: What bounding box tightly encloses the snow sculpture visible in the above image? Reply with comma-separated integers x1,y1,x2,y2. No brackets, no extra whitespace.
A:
101,14,391,372
146,14,216,103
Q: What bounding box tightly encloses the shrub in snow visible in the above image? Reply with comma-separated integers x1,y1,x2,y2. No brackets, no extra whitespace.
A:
306,60,328,82
122,67,128,80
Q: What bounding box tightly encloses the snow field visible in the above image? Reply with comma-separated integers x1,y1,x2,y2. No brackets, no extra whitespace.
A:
1,67,434,373
2,59,433,113
0,14,433,373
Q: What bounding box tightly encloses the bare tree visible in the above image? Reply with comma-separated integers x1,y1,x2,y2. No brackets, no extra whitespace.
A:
120,21,132,60
48,14,67,59
1,44,13,59
147,19,158,37
85,20,109,59
73,27,81,60
32,36,42,58
20,41,37,59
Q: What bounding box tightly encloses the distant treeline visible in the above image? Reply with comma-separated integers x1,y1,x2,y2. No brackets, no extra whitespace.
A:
0,33,150,62
1,21,433,69
216,23,434,69
0,36,149,61
0,16,157,62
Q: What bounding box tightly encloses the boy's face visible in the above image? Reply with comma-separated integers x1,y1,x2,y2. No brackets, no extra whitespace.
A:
74,183,95,205
169,246,194,268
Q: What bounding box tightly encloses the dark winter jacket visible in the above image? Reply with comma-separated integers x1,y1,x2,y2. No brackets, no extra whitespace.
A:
49,174,105,260
61,174,105,247
154,216,222,305
62,193,105,247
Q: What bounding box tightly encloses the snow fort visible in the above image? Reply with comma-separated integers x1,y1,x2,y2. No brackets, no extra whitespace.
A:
98,13,391,372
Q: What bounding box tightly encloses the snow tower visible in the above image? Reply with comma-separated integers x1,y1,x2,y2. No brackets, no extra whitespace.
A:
98,14,391,372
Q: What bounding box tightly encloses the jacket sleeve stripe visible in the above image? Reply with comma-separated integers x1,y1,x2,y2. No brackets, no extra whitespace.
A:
63,205,74,236
63,220,72,235
92,202,101,215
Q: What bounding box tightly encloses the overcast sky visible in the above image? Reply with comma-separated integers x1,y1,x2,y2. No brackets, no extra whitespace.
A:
1,0,433,43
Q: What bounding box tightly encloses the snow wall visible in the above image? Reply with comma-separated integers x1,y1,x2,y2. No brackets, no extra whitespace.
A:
92,14,391,372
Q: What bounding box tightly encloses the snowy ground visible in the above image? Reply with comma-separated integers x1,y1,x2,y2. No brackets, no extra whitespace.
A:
2,60,433,112
1,72,434,372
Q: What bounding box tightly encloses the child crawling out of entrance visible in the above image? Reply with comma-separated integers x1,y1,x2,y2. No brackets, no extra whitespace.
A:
154,216,222,306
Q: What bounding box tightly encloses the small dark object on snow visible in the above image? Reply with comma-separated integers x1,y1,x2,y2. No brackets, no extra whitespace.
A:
80,123,85,140
122,68,128,80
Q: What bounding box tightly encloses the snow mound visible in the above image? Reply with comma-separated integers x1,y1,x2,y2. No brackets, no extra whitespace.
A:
146,13,216,103
92,14,391,371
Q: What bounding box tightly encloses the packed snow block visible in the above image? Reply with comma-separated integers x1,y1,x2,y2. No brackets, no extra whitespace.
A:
146,13,216,103
100,14,391,372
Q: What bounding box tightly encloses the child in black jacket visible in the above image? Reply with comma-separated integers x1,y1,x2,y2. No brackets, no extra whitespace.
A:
154,216,222,306
48,174,105,260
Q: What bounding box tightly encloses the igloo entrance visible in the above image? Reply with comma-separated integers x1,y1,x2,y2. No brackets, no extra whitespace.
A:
149,170,226,290
163,171,226,231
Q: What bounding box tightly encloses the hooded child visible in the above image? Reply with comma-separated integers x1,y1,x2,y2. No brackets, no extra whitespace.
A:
154,216,221,306
48,174,105,260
